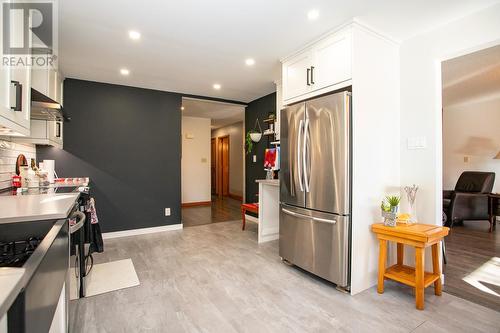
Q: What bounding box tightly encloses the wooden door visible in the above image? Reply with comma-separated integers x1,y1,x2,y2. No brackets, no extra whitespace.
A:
218,136,230,196
211,138,216,194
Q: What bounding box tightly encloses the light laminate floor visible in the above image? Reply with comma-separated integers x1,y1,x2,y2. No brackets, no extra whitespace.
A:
70,221,500,333
443,220,500,311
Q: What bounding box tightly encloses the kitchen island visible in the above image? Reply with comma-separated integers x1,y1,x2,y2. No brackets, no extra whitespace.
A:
255,179,280,243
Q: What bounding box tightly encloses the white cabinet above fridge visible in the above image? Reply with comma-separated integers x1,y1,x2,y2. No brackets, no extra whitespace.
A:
281,26,352,105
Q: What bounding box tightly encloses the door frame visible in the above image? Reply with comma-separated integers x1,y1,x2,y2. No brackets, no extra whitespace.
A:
217,135,230,197
211,137,217,195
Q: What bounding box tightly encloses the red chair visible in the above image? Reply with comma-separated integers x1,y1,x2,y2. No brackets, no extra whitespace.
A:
241,203,259,230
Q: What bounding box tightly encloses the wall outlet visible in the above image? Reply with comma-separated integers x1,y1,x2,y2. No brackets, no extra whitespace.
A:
165,208,171,216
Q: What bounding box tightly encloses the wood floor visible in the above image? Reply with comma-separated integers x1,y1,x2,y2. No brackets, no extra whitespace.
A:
70,221,500,332
182,196,242,228
443,219,500,311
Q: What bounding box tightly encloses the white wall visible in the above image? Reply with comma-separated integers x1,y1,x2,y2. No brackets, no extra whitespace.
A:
212,122,244,198
0,139,36,191
350,23,400,295
400,4,500,231
443,97,500,193
181,117,211,204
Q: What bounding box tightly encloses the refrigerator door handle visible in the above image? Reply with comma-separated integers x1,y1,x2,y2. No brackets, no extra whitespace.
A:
303,117,310,193
281,208,337,224
297,119,304,192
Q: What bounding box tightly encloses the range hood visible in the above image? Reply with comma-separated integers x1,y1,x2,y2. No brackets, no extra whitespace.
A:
30,89,64,121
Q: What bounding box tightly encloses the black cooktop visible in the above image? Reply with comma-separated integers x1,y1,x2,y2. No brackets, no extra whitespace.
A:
0,237,43,267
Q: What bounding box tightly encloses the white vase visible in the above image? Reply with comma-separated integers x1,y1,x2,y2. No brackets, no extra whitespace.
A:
250,133,262,142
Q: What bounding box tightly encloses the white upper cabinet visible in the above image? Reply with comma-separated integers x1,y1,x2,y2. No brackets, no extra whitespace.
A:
311,31,352,92
13,119,63,149
281,26,353,105
0,1,31,136
282,52,313,102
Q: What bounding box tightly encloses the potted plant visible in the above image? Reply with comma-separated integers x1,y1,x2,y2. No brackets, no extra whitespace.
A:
381,195,400,227
386,195,400,213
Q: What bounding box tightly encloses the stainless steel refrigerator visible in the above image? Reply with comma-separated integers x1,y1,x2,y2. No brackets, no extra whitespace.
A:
279,90,351,290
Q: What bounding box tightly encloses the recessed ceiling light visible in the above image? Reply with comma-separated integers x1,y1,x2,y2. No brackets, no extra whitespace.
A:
213,83,221,90
181,106,185,110
245,58,255,66
307,9,319,21
128,30,141,40
120,68,130,76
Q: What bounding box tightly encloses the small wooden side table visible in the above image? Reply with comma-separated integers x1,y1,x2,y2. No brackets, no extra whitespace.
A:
488,193,500,232
371,223,449,310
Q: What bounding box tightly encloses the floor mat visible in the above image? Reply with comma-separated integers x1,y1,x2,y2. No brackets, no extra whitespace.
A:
70,258,140,300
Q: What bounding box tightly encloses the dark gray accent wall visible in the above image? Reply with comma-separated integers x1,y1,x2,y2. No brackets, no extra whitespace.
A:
244,92,276,203
37,79,182,232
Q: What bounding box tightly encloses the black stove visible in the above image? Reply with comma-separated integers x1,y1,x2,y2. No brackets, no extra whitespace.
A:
0,237,43,267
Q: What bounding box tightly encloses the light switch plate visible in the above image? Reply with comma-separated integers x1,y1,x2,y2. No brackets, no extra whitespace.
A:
407,136,427,150
165,208,171,216
253,155,257,163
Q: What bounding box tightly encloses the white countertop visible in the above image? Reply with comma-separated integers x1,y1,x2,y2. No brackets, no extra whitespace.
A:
256,179,279,186
0,268,25,317
0,192,80,224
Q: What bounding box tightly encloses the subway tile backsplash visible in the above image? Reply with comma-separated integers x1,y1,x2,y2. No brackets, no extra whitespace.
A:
0,139,36,191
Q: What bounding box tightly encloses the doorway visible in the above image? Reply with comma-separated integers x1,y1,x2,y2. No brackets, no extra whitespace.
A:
181,97,246,227
441,44,500,311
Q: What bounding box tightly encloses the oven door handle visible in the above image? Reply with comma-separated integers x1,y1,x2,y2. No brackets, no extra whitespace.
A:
69,211,86,234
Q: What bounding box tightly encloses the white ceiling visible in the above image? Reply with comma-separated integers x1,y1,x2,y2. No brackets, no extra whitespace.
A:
442,44,500,107
58,0,500,103
181,98,245,129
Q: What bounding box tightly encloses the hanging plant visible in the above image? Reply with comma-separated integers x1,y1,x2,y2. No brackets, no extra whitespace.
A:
250,118,262,143
245,132,254,154
246,118,263,154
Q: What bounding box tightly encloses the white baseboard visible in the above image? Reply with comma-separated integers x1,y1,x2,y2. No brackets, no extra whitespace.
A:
103,224,183,239
245,214,258,223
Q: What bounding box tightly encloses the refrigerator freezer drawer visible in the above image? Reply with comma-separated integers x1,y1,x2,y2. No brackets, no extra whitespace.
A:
279,204,350,287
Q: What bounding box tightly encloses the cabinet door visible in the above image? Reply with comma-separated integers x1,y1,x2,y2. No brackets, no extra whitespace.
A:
48,68,58,102
49,120,63,146
282,51,312,102
311,31,352,91
0,2,31,134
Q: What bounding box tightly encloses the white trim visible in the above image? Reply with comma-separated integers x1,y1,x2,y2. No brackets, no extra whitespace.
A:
103,224,183,239
244,214,258,223
280,19,399,63
181,96,247,107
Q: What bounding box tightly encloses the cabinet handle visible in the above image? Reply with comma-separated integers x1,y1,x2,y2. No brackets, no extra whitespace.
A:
306,68,311,86
55,122,62,138
310,66,315,85
10,81,22,112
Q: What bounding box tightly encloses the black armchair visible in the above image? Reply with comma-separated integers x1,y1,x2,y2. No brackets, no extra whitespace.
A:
443,171,495,229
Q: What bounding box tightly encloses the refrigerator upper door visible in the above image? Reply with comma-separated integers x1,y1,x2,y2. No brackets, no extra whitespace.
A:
280,103,306,208
304,92,350,215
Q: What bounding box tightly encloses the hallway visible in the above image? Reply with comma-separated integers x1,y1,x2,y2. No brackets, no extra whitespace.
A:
182,196,242,227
